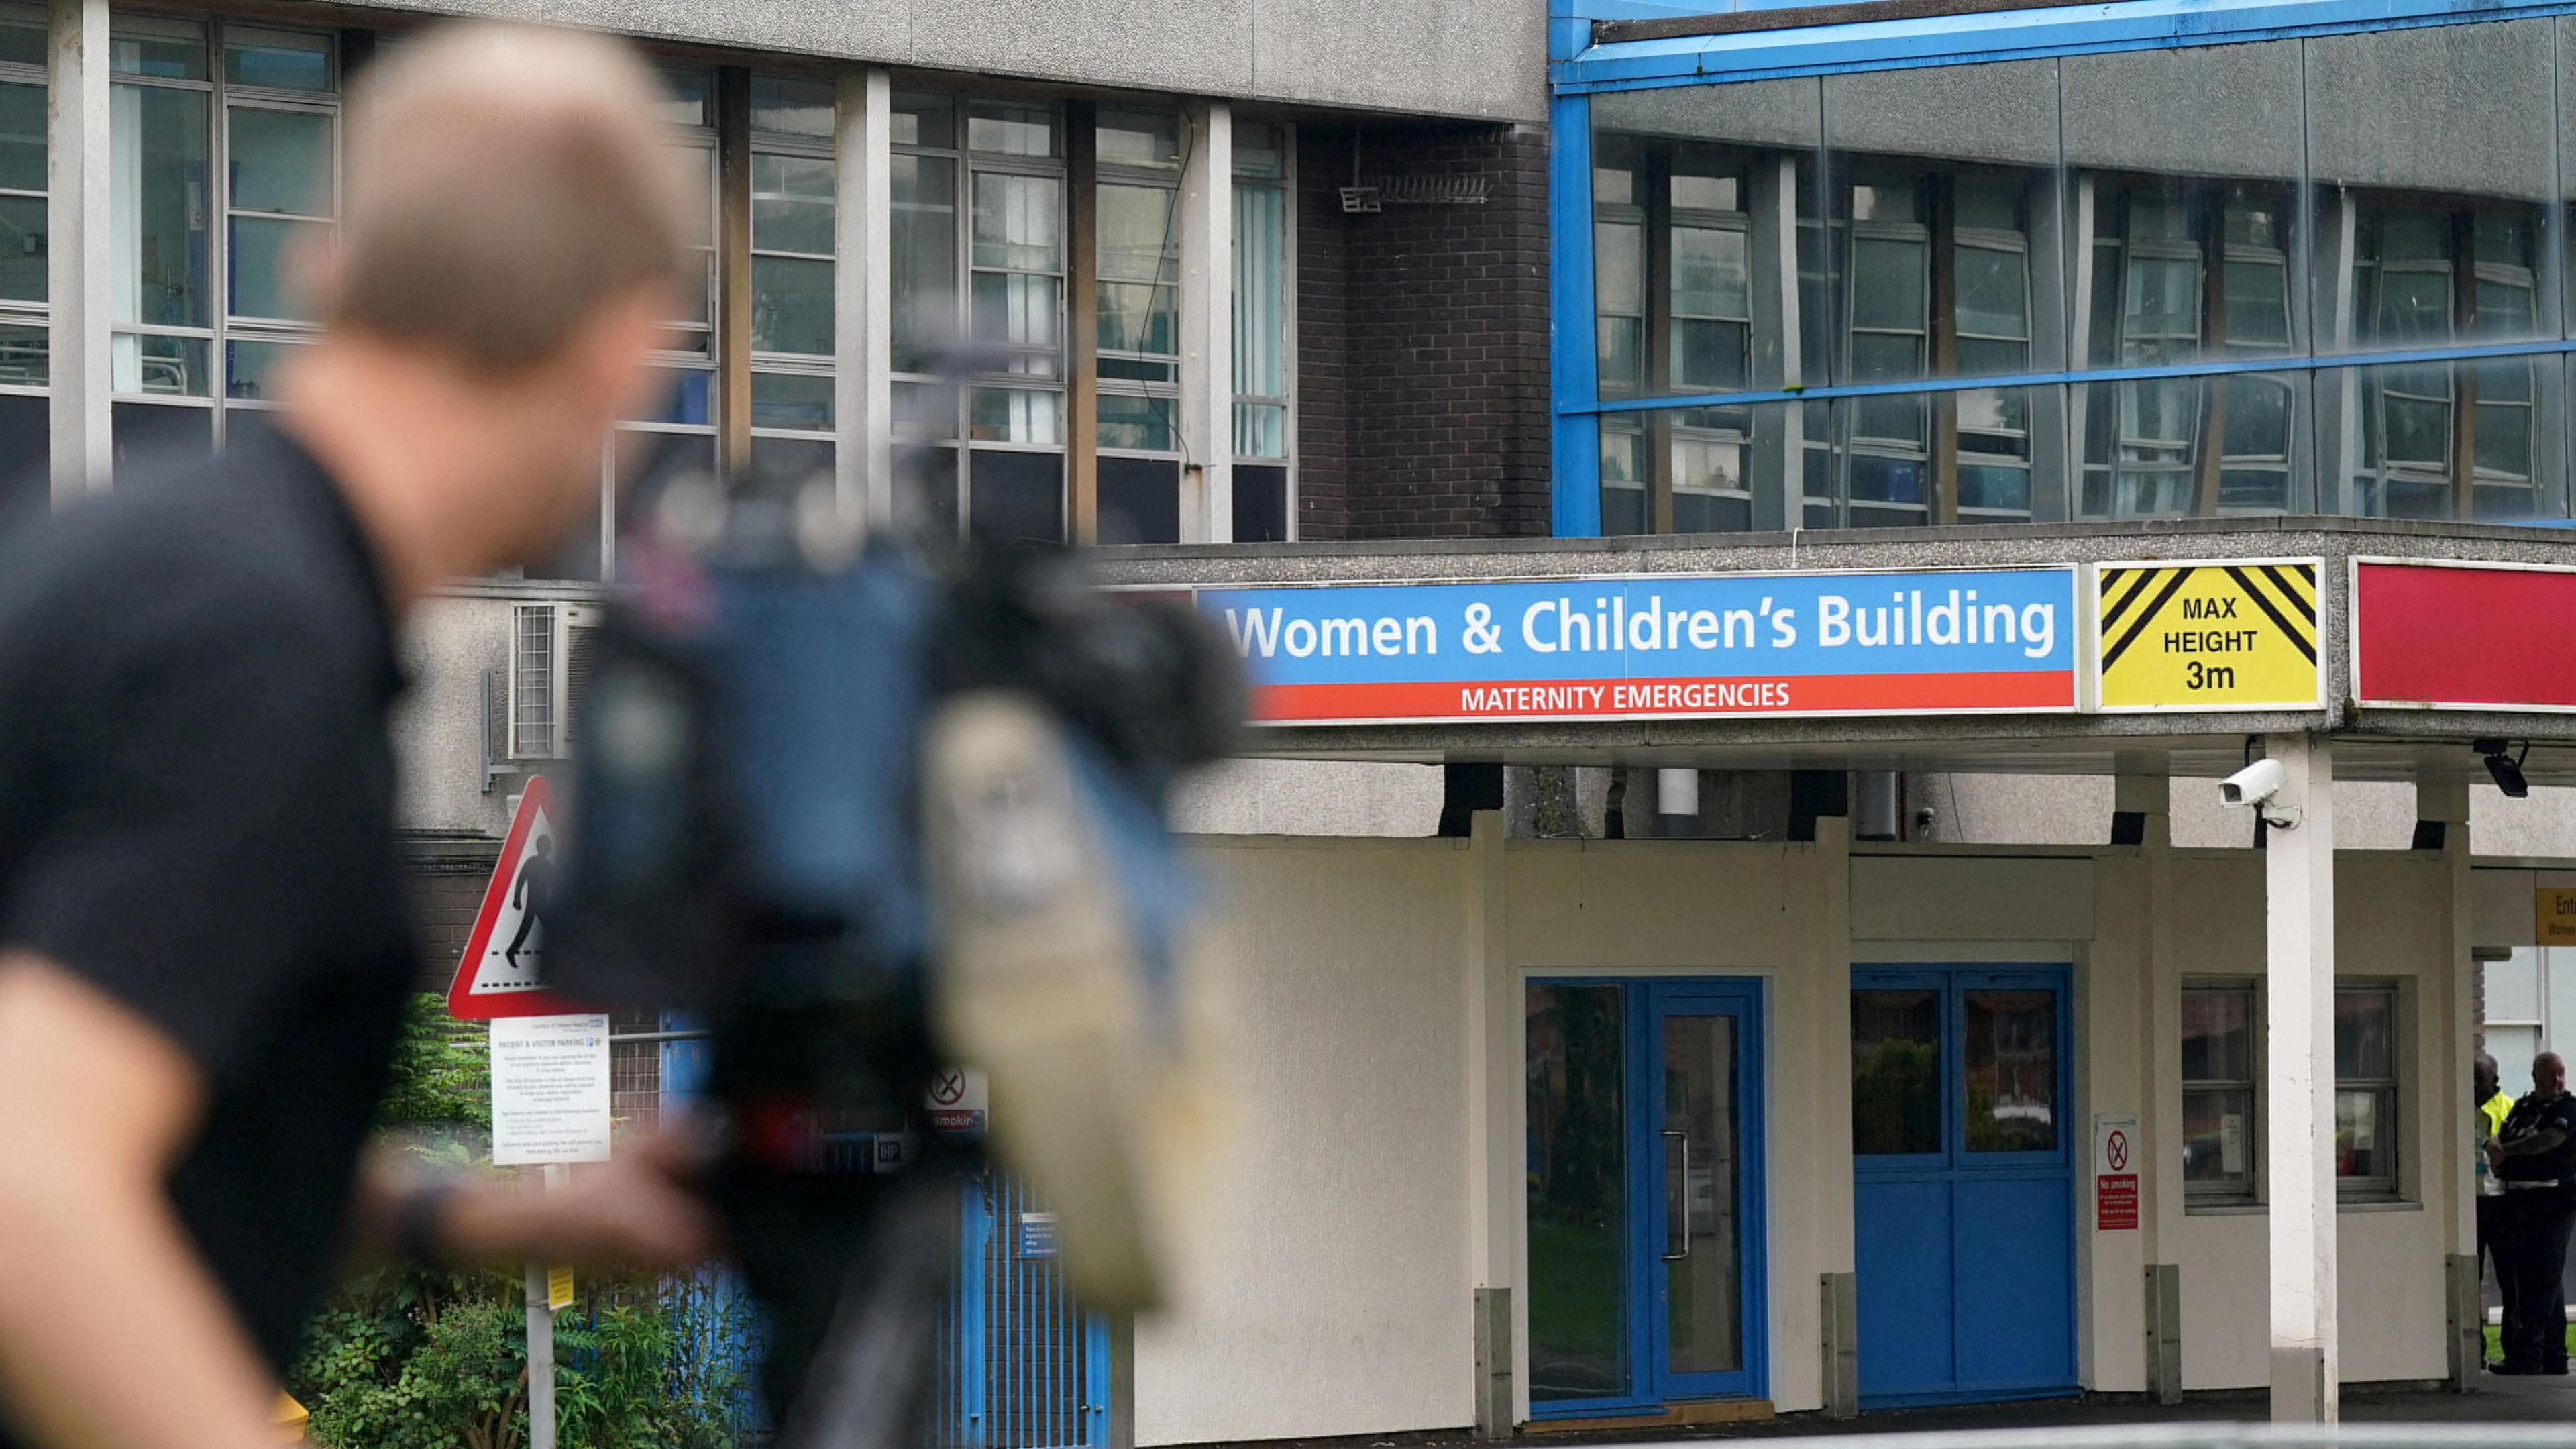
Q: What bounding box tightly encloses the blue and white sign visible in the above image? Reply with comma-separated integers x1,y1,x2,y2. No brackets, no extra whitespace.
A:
1187,567,2080,724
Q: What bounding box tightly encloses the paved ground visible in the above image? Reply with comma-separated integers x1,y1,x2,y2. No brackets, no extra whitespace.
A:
1193,1377,2573,1449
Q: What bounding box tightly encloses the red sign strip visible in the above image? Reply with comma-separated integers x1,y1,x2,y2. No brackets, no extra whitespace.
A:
2354,560,2576,710
1250,669,2075,724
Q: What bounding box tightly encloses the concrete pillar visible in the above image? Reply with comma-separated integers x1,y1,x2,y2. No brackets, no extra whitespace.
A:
1176,99,1232,542
1464,808,1519,1429
46,0,109,501
2420,773,2483,1389
833,68,892,529
1655,767,1699,838
2263,734,2337,1422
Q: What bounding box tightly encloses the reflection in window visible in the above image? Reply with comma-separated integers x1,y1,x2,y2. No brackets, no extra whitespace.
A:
1526,984,1630,1403
745,76,837,511
1094,109,1181,543
1851,989,1941,1156
2182,982,2257,1204
1964,989,2057,1153
2334,986,2399,1194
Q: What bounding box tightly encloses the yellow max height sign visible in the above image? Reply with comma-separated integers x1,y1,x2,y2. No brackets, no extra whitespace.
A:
2538,888,2576,947
2093,558,2322,712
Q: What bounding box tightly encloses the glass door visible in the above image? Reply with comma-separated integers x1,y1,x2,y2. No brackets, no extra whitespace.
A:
1527,979,1766,1417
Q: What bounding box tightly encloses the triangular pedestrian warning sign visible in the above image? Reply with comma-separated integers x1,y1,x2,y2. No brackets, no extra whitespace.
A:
447,777,585,1020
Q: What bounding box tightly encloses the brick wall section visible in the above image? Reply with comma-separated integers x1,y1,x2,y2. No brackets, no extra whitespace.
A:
401,835,500,994
1295,121,1553,541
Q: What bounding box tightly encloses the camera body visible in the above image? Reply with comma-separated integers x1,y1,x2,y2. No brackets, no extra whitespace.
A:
551,513,1240,1436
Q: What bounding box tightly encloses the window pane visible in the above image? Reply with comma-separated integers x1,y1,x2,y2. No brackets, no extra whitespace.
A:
752,152,834,256
111,398,210,462
1097,109,1179,170
1849,237,1926,332
2489,948,2542,1021
1099,183,1177,356
2183,1086,2255,1188
0,7,40,68
969,386,1061,445
1526,983,1630,1403
1955,246,2027,340
0,392,42,539
1964,989,2058,1152
894,379,957,440
2182,987,2253,1083
751,256,833,356
892,153,958,374
111,331,207,396
971,172,1061,272
0,81,42,193
1233,462,1289,542
748,435,833,494
1232,180,1287,415
1672,225,1748,321
2334,990,2395,1080
969,270,1060,359
1097,454,1179,544
621,367,714,427
223,25,332,93
966,447,1062,545
653,67,712,129
1851,989,1941,1155
892,92,956,150
1098,392,1175,452
896,443,958,533
1234,122,1286,181
228,107,331,217
0,193,42,305
967,102,1058,158
751,370,833,431
1234,401,1287,460
113,85,211,329
229,215,325,321
224,337,305,400
2335,1087,2394,1181
750,74,833,138
0,319,44,384
111,17,207,80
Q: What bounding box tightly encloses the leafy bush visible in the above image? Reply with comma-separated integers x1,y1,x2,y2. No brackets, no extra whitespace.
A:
288,995,753,1449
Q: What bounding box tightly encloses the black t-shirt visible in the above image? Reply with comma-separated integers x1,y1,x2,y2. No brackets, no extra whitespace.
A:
2498,1089,2576,1183
0,426,415,1387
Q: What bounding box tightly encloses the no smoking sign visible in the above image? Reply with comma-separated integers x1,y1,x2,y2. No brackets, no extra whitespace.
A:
2094,1114,2139,1232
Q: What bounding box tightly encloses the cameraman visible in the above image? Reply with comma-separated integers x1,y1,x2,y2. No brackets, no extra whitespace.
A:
0,25,711,1449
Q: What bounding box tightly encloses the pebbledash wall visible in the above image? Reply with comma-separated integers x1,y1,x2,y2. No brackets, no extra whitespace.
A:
1134,830,2468,1440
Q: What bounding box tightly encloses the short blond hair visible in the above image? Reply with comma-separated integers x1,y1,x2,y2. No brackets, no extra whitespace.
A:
331,23,690,374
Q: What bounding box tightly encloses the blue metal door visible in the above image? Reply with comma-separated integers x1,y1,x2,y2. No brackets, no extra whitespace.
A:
940,1170,1112,1449
1851,967,2074,1406
1527,979,1766,1418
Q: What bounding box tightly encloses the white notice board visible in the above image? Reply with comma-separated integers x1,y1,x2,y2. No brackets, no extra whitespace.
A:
491,1013,612,1165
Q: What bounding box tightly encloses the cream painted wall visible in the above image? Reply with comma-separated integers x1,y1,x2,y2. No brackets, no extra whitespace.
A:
1128,834,2464,1447
1135,838,1478,1447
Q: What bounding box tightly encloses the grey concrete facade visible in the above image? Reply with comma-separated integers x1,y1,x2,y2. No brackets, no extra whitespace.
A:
342,0,1547,121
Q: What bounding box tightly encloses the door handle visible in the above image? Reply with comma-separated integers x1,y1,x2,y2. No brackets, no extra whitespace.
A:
1660,1128,1691,1261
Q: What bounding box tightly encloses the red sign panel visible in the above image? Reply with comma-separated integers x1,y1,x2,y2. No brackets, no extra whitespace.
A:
2354,559,2576,711
2096,1174,2139,1232
447,777,590,1020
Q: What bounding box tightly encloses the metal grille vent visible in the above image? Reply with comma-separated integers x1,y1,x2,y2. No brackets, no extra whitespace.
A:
509,604,556,760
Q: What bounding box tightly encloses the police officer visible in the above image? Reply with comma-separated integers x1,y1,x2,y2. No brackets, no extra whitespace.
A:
2489,1051,2576,1375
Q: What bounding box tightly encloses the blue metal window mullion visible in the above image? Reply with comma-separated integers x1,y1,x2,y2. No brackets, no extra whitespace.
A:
1550,89,1604,538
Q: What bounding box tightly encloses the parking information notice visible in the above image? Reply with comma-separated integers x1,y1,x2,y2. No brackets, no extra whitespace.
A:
1192,567,2080,724
491,1013,612,1166
2092,558,2321,712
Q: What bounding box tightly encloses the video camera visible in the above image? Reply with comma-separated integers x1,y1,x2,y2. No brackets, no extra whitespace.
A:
551,441,1242,1447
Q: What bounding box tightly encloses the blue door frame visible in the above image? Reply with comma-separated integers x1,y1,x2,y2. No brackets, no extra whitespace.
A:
1529,977,1769,1418
1851,967,2076,1407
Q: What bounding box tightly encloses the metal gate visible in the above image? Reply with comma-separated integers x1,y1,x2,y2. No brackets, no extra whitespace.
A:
938,1171,1112,1449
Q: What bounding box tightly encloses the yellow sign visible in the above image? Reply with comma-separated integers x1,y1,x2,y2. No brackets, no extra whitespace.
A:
547,1265,574,1312
2537,889,2576,946
2094,558,2322,712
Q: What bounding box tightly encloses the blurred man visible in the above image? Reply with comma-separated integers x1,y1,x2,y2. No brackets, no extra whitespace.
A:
2477,1050,2514,1368
0,25,708,1449
2489,1051,2576,1375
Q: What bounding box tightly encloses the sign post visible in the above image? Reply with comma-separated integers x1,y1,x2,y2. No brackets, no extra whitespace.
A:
447,780,603,1449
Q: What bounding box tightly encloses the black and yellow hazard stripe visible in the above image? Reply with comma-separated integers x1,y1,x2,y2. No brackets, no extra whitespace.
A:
2098,561,2316,672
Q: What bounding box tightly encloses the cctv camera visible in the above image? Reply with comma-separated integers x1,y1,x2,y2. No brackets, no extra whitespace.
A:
2219,758,2286,807
2219,758,2300,829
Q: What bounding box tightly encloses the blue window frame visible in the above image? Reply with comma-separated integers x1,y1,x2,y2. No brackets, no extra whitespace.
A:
1548,0,2576,534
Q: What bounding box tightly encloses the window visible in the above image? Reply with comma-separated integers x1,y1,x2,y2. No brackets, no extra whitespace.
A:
1093,107,1181,545
107,15,339,458
0,1,45,524
2180,980,2402,1207
604,66,720,583
892,93,1067,544
1231,120,1293,543
2182,981,2258,1203
747,73,835,502
2335,985,2400,1197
